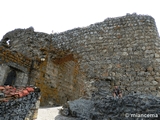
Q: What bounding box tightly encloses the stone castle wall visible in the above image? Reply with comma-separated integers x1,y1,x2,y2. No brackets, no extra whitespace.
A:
51,13,160,97
0,13,160,106
0,27,84,106
0,46,31,86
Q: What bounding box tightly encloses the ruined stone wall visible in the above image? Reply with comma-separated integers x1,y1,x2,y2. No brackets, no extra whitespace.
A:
51,13,160,97
0,28,84,106
1,13,160,106
0,46,31,86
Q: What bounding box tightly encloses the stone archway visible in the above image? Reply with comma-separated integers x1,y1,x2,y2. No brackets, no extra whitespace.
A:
4,69,17,86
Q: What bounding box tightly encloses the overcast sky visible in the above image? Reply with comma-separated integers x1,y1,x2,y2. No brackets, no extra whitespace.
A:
0,0,159,39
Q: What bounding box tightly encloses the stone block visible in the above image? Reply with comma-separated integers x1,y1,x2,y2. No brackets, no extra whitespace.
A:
152,80,158,85
147,66,153,71
143,81,151,86
149,86,156,91
122,52,128,56
102,72,108,77
148,76,154,81
155,53,160,58
156,91,160,97
156,59,160,62
155,77,160,82
32,110,39,119
136,81,143,86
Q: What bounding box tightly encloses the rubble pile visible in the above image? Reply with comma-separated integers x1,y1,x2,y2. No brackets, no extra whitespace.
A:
0,86,40,120
56,94,160,120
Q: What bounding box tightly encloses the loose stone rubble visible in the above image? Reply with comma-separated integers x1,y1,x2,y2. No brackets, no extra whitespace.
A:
56,94,160,120
0,86,40,120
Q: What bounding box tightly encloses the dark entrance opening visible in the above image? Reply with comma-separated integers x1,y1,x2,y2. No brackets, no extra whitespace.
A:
4,70,17,86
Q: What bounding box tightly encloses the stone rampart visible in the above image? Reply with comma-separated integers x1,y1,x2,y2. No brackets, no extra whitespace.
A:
51,13,160,96
0,13,160,106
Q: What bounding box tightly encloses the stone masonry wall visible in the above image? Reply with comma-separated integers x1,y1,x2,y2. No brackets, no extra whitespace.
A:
0,46,31,86
0,27,84,106
0,13,160,106
51,13,160,97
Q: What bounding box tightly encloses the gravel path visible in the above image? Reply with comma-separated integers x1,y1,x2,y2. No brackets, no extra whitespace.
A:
36,106,62,120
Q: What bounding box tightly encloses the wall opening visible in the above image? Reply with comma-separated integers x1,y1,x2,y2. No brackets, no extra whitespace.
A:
6,39,10,45
2,37,11,46
4,69,17,86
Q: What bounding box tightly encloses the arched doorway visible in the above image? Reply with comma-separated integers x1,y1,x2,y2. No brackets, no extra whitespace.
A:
4,70,17,86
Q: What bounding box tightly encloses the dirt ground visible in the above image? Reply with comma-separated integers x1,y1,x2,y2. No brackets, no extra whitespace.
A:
36,106,62,120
